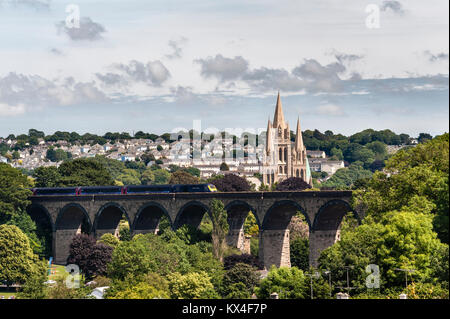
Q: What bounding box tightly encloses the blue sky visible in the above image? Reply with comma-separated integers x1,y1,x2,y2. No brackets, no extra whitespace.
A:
0,0,448,137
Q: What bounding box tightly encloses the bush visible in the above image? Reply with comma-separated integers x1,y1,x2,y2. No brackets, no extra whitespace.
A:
167,272,217,299
256,266,330,299
221,263,260,297
403,282,449,299
290,238,309,271
98,233,120,248
118,219,131,241
211,174,251,192
46,277,92,299
225,282,251,299
67,234,113,280
223,254,260,270
108,234,192,280
255,266,308,299
17,272,48,299
106,273,170,299
276,177,312,191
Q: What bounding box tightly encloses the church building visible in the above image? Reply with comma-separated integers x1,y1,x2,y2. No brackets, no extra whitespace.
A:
261,93,312,186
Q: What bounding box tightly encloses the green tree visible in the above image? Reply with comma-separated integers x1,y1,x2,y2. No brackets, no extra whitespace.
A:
106,273,170,299
429,244,449,290
418,133,433,143
319,209,445,291
90,155,127,181
32,166,62,187
169,170,200,184
352,148,376,168
243,212,259,237
107,237,153,281
0,225,46,286
0,163,31,224
184,167,201,178
46,276,92,299
28,129,45,139
118,218,131,241
46,148,69,162
117,169,141,185
353,134,449,243
57,158,114,186
98,233,120,248
221,263,260,298
141,168,155,185
255,266,308,299
17,271,48,299
321,163,373,190
167,271,217,299
366,141,387,159
153,169,171,184
403,282,449,299
210,199,229,262
108,234,192,280
330,147,344,160
290,238,309,271
140,153,156,166
7,212,45,256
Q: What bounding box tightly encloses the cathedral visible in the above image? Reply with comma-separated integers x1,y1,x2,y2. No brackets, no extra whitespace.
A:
261,93,312,186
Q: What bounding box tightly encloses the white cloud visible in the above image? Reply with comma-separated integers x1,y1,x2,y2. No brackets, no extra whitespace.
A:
316,103,346,116
56,17,106,41
0,72,108,114
97,60,171,87
0,102,25,116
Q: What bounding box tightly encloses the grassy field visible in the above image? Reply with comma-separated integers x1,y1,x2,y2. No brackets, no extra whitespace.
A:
48,264,69,280
0,288,18,299
0,263,69,299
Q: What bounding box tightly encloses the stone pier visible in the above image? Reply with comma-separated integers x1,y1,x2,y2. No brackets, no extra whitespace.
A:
259,229,291,269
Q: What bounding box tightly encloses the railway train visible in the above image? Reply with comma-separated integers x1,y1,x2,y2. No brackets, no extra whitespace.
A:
31,184,218,196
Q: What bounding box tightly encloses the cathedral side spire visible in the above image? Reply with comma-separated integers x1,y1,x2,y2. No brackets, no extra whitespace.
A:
294,116,304,153
266,117,272,154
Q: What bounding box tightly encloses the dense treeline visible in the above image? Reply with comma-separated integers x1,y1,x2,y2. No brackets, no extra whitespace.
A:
319,133,449,298
1,128,431,154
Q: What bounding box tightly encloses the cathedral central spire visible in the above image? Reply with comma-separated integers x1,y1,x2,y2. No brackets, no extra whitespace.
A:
294,116,304,152
273,91,285,128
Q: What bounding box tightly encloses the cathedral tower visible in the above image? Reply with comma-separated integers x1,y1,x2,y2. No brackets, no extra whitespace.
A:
262,93,311,186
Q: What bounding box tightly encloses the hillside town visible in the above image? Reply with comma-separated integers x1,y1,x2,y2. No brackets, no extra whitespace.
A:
0,133,345,179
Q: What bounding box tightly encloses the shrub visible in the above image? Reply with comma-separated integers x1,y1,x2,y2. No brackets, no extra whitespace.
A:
211,174,251,192
221,263,260,297
224,254,260,270
167,272,217,299
98,233,120,248
67,234,113,280
275,177,312,191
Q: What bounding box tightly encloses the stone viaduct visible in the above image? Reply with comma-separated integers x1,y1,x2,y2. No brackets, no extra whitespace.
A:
28,190,361,269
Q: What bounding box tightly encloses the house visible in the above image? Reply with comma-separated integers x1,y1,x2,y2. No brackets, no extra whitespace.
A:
321,161,345,175
309,158,345,175
307,150,326,158
120,155,135,162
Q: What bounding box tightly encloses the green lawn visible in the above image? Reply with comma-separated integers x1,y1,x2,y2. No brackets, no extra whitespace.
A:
0,263,70,299
48,264,68,280
0,288,17,298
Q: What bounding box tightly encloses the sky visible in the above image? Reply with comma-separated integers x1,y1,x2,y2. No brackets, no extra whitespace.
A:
0,0,448,138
